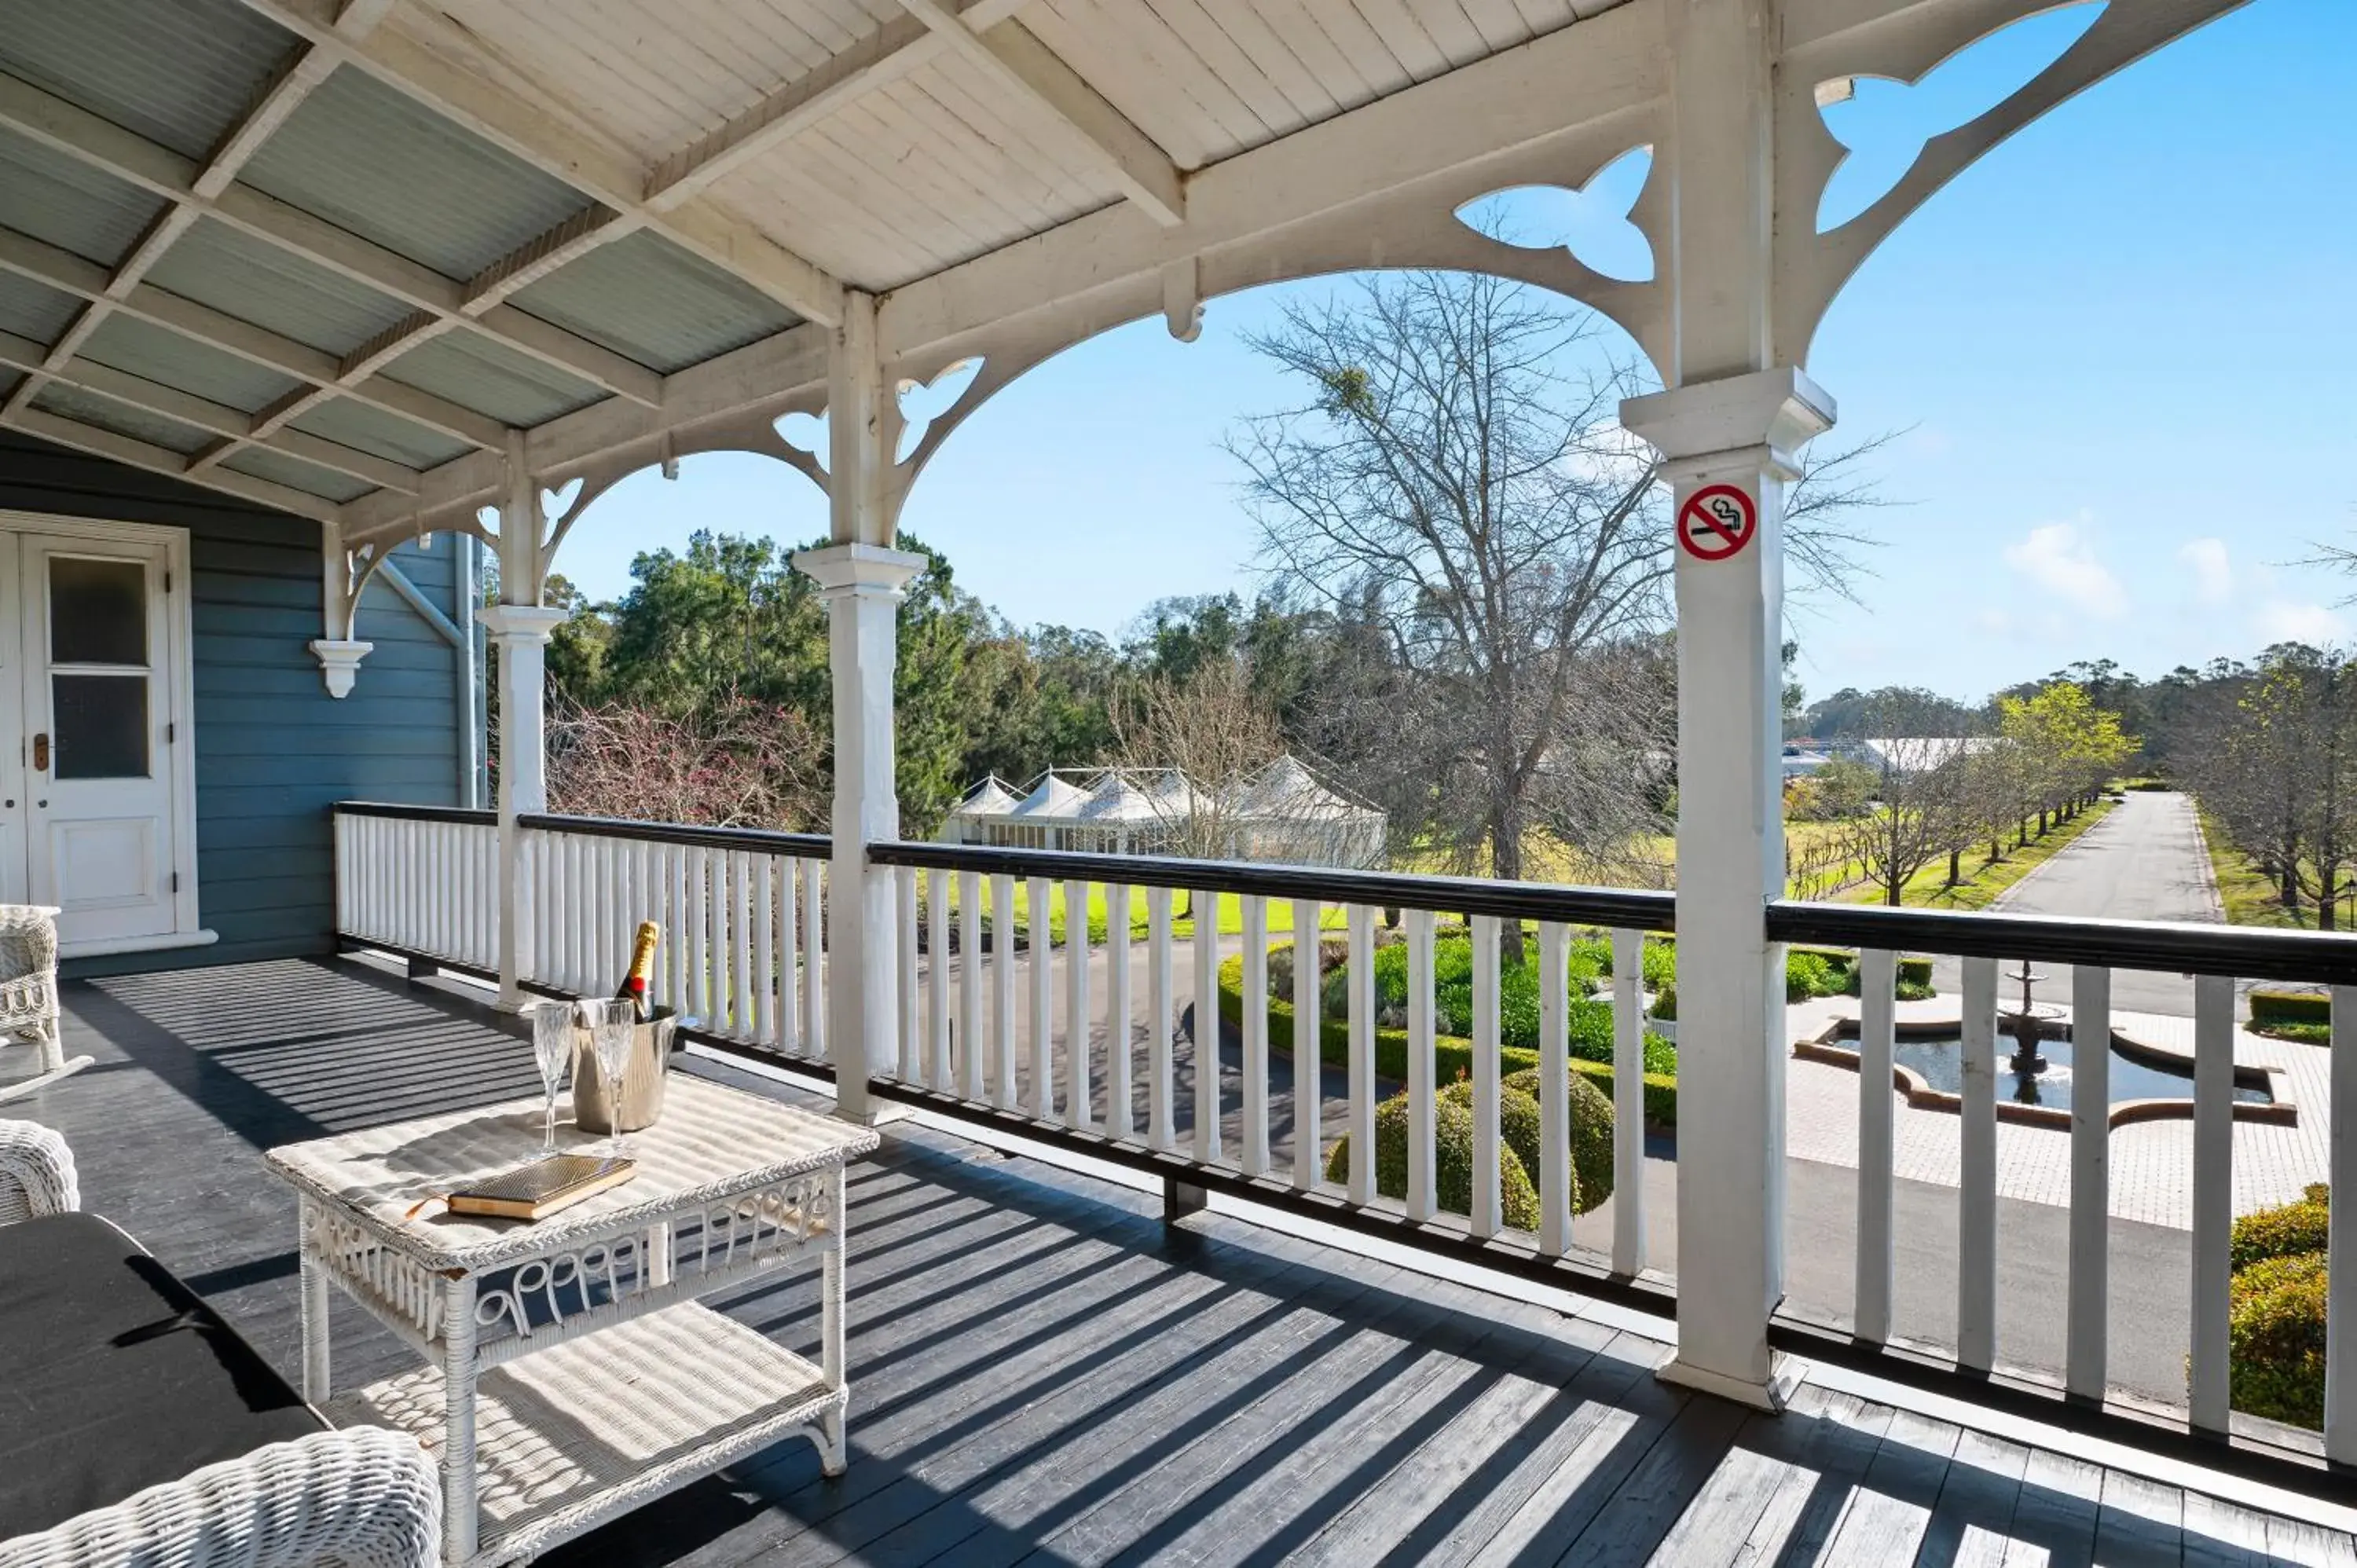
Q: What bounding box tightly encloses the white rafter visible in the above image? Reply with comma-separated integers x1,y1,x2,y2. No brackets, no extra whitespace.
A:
224,0,845,327
8,402,336,520
0,327,420,493
0,71,663,431
894,0,1184,226
0,222,505,450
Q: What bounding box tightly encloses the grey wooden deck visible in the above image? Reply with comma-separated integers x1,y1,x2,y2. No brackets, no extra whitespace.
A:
12,954,2353,1567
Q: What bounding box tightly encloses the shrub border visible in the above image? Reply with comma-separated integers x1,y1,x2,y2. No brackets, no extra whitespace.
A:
1216,948,1680,1129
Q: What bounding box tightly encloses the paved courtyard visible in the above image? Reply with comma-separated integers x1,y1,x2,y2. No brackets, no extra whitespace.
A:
1783,995,2330,1228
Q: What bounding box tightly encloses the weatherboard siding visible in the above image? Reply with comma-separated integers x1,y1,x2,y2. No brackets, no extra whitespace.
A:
0,430,469,973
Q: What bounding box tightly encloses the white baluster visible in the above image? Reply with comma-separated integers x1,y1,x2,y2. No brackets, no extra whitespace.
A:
776,856,799,1051
1149,885,1175,1151
731,851,755,1039
1106,884,1133,1139
926,870,951,1088
896,866,919,1079
1406,908,1436,1222
755,855,778,1043
801,856,825,1057
1959,955,2000,1372
1611,926,1648,1273
1539,921,1571,1256
686,848,710,1025
1030,875,1054,1117
2188,973,2234,1434
1065,879,1093,1130
1239,895,1268,1174
2067,963,2111,1401
959,870,984,1099
1193,890,1219,1163
2327,985,2357,1464
992,874,1017,1108
1470,914,1501,1239
1292,899,1320,1189
1346,904,1375,1207
1855,947,1897,1343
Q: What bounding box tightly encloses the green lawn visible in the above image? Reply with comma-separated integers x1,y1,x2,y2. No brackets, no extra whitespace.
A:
2195,808,2308,929
1834,799,2116,910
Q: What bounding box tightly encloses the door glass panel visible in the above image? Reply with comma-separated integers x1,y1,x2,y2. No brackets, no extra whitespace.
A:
53,674,148,779
49,557,147,666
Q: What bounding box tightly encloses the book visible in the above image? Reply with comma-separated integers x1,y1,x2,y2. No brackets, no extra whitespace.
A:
445,1154,637,1221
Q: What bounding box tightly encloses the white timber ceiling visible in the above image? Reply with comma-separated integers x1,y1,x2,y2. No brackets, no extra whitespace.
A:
0,0,1670,540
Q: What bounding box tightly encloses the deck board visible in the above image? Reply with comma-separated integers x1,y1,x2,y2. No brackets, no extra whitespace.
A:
5,953,2352,1568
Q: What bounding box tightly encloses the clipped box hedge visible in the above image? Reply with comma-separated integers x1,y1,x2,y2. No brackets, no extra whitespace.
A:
1217,951,1680,1129
2249,989,2330,1029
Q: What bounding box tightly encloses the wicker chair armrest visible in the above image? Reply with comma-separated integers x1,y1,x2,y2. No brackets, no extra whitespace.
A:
0,1427,441,1568
0,1119,75,1223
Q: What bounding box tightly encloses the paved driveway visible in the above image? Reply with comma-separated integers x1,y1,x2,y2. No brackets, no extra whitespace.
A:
1927,790,2222,1016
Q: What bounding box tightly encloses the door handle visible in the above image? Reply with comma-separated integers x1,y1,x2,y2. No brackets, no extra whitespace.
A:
29,734,46,772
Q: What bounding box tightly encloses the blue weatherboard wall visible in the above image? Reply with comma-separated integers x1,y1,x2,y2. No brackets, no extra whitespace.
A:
0,430,472,974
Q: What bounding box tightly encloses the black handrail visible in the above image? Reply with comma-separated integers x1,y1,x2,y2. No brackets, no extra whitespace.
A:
334,800,497,826
515,812,834,856
866,839,1678,930
1768,898,2357,987
333,801,833,856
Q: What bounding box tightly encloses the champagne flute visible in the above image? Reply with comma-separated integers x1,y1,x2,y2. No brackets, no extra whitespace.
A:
529,999,574,1154
579,997,637,1160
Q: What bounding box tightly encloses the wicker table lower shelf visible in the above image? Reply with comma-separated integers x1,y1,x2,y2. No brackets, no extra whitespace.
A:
325,1302,840,1568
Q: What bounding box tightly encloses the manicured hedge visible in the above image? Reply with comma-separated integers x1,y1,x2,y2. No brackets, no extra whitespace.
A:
1323,1091,1544,1229
2249,989,2330,1030
1219,951,1679,1128
2231,1184,2329,1271
2230,1251,2326,1430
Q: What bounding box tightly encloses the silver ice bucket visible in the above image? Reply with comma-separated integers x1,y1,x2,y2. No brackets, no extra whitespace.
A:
572,1006,678,1134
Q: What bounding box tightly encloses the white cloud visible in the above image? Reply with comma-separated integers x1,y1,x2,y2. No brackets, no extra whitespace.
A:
2002,519,2127,620
2178,537,2232,604
2255,600,2346,647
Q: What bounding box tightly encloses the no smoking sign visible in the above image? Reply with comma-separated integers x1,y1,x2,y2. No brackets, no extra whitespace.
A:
1677,484,1758,562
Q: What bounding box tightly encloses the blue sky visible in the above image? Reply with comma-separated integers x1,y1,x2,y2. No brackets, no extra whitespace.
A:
556,0,2355,708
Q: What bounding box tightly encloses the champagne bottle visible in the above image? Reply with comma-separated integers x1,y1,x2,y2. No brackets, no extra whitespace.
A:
614,920,660,1022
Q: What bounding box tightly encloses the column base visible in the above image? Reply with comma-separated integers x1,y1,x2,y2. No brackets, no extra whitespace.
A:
491,987,536,1015
835,1096,914,1129
1657,1351,1804,1412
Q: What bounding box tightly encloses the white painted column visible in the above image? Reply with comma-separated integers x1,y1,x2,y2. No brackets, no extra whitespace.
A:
1612,0,1839,1412
793,544,922,1122
477,603,566,1007
1624,372,1829,1409
794,286,920,1124
478,433,561,1009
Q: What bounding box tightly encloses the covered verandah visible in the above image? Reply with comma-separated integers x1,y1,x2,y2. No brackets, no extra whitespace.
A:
3,0,2353,1559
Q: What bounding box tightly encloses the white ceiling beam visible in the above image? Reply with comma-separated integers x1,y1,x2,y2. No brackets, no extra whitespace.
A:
2,404,337,520
0,37,340,426
0,74,662,412
339,320,831,544
643,0,1028,212
0,326,420,492
880,0,1662,360
0,222,508,449
895,0,1185,226
225,0,845,324
461,209,642,314
343,4,1665,545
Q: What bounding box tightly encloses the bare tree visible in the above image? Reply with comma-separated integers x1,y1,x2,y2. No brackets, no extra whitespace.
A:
1228,269,1880,889
546,694,824,830
1835,727,1977,908
1111,658,1288,861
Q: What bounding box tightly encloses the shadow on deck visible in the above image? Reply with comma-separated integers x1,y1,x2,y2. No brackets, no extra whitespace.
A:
6,954,2348,1566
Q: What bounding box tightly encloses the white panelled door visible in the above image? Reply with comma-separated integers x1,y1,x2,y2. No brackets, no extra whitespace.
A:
0,516,198,953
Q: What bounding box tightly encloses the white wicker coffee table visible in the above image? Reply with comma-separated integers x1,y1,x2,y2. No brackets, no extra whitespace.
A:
266,1073,879,1567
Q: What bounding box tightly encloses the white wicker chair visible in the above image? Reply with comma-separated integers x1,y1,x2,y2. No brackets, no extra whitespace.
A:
0,1122,440,1568
0,908,90,1105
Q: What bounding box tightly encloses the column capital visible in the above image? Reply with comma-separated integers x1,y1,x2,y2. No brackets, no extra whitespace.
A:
790,542,926,603
1619,367,1835,479
306,638,372,699
475,603,570,643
